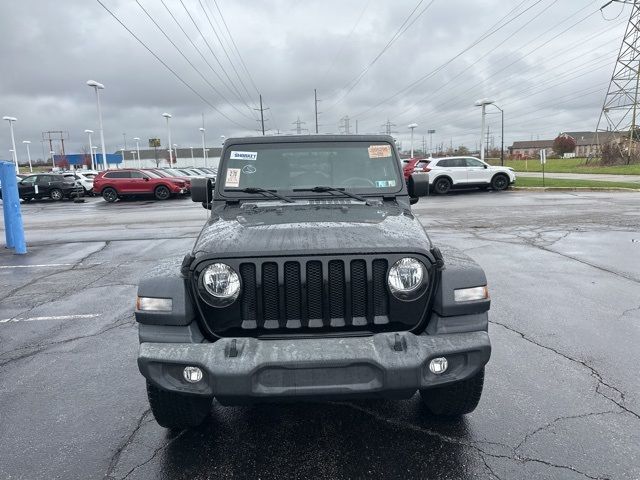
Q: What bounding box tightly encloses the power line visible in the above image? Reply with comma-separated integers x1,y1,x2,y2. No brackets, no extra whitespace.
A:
94,0,250,129
196,0,255,104
321,0,371,81
177,0,255,113
352,0,543,119
209,0,261,95
326,0,438,109
136,0,254,122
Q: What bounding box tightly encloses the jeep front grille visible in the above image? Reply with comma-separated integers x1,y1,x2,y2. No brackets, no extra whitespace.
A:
238,258,389,330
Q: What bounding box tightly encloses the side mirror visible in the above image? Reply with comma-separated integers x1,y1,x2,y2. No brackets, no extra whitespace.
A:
191,176,213,206
483,164,488,169
407,174,429,198
144,177,149,181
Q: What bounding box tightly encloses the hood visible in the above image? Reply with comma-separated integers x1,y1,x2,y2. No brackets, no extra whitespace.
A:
192,200,431,258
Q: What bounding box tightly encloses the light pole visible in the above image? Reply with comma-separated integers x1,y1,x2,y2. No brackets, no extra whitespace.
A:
92,146,98,167
190,146,194,164
84,129,95,170
199,127,207,167
408,123,418,158
133,137,141,168
121,148,126,167
50,150,56,169
130,151,136,164
22,140,33,173
162,113,173,165
475,98,495,162
3,116,19,173
173,144,179,163
86,80,108,170
489,104,505,166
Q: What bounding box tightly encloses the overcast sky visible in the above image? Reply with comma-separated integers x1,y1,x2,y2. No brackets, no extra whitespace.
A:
0,0,629,160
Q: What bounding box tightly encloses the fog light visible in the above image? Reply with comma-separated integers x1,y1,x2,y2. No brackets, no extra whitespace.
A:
183,366,203,383
429,357,448,375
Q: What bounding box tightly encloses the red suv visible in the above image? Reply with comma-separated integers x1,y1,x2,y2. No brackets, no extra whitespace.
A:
93,169,189,202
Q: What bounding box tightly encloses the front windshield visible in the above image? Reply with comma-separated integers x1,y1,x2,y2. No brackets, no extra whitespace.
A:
222,141,401,194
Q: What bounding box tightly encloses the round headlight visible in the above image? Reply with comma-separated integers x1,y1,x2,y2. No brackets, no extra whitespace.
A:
200,263,240,307
388,257,427,299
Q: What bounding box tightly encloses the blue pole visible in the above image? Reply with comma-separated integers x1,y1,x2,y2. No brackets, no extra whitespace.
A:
0,161,27,254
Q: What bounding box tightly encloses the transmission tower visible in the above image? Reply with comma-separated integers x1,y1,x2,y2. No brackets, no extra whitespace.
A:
292,117,306,134
381,119,397,135
596,0,640,156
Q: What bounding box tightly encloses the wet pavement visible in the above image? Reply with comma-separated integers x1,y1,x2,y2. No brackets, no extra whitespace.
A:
1,191,639,480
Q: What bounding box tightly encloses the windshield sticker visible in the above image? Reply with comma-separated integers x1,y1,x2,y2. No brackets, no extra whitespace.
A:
225,168,241,187
230,151,257,161
242,164,256,174
368,145,392,158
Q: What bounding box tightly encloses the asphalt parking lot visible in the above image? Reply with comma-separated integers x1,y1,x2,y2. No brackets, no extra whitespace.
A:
1,191,639,480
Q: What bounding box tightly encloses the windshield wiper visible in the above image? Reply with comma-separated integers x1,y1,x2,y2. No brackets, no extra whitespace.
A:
225,187,295,203
293,186,372,205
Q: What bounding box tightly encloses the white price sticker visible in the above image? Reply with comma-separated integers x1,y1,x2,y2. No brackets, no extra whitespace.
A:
225,168,241,188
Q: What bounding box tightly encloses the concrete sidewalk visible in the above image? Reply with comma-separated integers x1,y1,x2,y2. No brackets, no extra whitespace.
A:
517,171,640,183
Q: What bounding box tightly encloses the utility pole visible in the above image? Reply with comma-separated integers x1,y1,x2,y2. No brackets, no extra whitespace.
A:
355,119,358,134
292,117,306,135
254,94,269,135
597,0,640,162
314,89,320,134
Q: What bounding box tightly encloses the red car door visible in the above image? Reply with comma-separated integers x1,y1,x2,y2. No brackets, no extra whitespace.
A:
129,171,151,193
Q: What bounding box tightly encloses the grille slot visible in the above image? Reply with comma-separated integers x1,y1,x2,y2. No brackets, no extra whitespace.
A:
236,257,392,331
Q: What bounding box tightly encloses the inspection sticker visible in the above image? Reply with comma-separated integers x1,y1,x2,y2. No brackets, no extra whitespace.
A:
230,151,257,161
368,145,392,158
225,168,241,187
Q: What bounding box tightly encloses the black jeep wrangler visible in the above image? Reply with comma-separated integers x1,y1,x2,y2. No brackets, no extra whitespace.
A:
135,135,491,429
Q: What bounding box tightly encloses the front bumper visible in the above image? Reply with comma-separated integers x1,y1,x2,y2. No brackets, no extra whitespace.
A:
138,331,490,401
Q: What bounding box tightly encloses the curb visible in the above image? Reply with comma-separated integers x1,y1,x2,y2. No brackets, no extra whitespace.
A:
512,187,639,192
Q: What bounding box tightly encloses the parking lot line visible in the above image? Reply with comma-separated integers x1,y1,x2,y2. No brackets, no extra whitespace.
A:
0,314,101,324
0,264,74,269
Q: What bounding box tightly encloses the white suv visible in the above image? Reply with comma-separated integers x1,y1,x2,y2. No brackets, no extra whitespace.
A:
416,156,516,194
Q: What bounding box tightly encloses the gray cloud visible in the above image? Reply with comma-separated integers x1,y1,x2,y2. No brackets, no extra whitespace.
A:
0,0,627,161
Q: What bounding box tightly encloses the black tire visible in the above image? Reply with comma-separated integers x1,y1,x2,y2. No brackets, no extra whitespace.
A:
433,177,452,195
154,185,171,200
102,187,118,203
146,381,212,429
50,188,64,201
420,368,485,416
491,174,509,191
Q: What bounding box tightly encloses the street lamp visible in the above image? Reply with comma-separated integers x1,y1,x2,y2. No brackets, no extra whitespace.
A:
22,140,33,173
3,116,19,173
408,123,418,158
190,146,194,164
86,80,108,170
50,150,56,169
173,144,179,163
130,151,136,163
92,145,98,167
84,129,95,170
162,113,173,164
199,127,207,167
133,137,141,168
474,98,495,162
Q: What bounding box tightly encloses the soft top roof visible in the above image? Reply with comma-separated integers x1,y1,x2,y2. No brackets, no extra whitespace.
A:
223,134,397,147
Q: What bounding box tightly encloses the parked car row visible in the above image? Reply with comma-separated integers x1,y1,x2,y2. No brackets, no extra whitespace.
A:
403,156,516,194
94,167,216,202
0,173,83,201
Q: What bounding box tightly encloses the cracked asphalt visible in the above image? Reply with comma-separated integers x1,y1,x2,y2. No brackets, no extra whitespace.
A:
1,190,639,480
